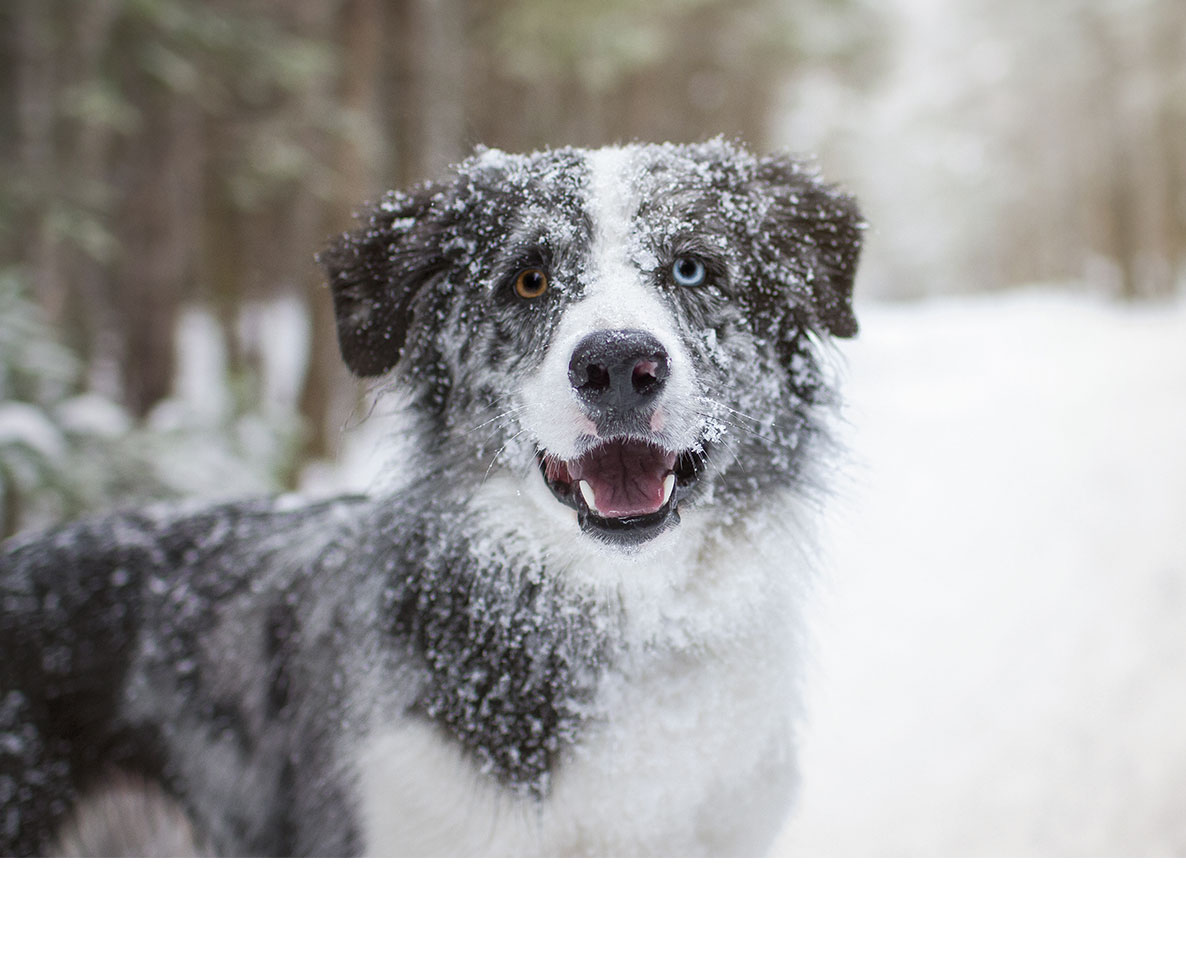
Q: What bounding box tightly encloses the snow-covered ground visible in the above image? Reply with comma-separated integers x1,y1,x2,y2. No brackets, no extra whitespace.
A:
775,290,1186,856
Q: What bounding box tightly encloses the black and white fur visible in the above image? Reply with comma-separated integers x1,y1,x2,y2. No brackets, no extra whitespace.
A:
0,140,862,856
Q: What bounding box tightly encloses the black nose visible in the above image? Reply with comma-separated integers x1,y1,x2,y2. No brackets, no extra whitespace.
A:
568,329,670,416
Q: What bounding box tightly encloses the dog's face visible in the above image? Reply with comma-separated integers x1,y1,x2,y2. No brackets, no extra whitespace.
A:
320,140,861,551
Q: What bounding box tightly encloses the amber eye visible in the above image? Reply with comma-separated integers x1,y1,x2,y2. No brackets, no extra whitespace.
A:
514,268,549,299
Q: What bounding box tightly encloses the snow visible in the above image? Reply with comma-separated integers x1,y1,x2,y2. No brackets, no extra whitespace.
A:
169,297,310,422
54,394,133,439
240,295,311,415
775,289,1186,855
168,306,232,423
0,403,66,462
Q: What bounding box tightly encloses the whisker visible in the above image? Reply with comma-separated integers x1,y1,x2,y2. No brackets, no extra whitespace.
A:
482,426,533,484
468,407,545,465
700,400,765,426
697,398,777,438
341,390,386,432
706,439,746,484
691,396,794,450
460,402,538,439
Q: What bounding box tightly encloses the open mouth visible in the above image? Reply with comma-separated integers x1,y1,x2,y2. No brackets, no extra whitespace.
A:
538,439,703,545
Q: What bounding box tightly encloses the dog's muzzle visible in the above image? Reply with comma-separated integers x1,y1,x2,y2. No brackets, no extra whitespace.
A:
537,329,704,546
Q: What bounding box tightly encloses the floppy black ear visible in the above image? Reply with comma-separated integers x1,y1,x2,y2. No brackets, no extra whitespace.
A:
755,154,863,338
317,182,452,377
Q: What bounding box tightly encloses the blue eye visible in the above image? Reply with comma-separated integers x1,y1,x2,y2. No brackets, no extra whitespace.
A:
672,256,707,287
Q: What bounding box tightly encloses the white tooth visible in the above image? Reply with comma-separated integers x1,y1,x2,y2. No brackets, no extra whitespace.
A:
662,473,675,505
578,480,598,512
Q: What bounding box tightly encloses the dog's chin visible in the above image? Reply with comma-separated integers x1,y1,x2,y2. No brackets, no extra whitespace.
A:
536,439,704,548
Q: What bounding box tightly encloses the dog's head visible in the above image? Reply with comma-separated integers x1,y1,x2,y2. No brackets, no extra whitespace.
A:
320,140,861,551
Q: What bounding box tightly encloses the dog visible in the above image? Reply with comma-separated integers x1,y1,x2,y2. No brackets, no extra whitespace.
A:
0,139,862,856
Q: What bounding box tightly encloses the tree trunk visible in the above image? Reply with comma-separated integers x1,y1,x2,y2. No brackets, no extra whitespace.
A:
13,0,63,331
298,0,384,466
409,0,467,181
116,92,201,417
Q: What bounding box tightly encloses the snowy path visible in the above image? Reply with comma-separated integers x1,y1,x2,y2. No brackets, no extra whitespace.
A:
776,291,1186,856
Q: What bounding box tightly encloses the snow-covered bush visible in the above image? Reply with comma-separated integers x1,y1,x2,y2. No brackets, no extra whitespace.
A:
0,272,303,539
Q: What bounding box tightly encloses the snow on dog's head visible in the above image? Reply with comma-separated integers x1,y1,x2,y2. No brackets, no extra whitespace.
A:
319,139,862,551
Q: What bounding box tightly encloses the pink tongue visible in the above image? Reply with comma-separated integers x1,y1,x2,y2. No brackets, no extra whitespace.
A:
569,441,675,518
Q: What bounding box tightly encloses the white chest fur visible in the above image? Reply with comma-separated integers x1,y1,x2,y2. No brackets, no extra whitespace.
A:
354,498,813,857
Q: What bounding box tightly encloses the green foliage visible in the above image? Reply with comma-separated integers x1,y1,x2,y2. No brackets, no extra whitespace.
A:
0,274,80,407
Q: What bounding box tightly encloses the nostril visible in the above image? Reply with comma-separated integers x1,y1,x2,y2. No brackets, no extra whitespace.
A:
581,363,611,392
631,355,668,395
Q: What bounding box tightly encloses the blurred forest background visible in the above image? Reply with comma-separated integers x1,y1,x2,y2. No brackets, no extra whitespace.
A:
1,0,1184,537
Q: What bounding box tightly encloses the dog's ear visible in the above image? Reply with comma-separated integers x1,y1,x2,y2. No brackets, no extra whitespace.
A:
754,154,863,339
317,183,453,377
